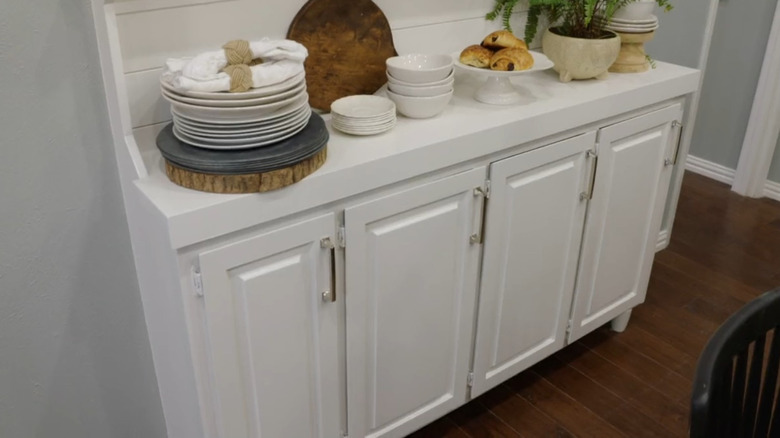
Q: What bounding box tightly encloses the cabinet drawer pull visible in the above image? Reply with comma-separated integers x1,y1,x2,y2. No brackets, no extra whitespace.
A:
322,290,334,302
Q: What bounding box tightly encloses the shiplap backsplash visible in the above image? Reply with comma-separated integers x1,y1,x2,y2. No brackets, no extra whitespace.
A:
112,0,539,150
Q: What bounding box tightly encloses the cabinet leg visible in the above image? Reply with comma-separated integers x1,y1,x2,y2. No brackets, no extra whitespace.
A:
610,309,633,333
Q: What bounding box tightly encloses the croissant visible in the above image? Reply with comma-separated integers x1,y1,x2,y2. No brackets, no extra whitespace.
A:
490,48,534,72
460,45,494,68
481,30,528,51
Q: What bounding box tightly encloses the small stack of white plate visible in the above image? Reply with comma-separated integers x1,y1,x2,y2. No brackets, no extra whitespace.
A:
598,15,659,33
330,95,396,136
160,71,312,150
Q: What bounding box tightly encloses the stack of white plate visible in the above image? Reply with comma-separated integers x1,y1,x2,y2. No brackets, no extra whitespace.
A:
330,95,396,136
597,15,659,33
160,71,312,150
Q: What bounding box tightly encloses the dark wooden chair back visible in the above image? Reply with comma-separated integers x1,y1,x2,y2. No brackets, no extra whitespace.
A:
691,288,780,438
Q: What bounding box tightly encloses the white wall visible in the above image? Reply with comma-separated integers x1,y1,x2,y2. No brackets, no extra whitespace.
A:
0,1,167,437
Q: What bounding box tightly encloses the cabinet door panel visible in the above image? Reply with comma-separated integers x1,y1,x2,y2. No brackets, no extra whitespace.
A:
199,214,341,438
346,168,485,438
569,105,682,341
472,133,595,396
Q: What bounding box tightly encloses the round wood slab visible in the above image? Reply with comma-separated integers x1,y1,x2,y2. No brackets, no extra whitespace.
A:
288,0,397,111
164,147,327,194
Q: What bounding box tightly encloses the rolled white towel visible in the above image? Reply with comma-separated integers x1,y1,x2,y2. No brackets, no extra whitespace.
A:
163,38,308,92
170,60,304,93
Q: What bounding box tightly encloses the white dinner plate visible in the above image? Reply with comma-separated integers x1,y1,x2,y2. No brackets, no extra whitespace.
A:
175,107,312,138
172,104,308,130
172,119,308,150
160,71,306,100
453,50,555,76
161,81,307,108
170,93,309,125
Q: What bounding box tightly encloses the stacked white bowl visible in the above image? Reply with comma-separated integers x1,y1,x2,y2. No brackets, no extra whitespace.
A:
385,54,454,119
598,0,659,33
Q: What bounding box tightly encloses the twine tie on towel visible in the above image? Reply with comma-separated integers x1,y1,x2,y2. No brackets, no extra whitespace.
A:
221,39,264,93
223,40,253,65
222,64,253,93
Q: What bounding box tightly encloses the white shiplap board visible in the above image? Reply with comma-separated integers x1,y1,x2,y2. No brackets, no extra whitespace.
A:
115,0,538,128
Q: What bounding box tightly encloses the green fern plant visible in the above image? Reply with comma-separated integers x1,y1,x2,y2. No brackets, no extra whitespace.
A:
487,0,673,42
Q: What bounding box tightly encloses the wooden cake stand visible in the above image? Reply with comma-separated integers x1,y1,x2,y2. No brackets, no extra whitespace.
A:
609,31,655,73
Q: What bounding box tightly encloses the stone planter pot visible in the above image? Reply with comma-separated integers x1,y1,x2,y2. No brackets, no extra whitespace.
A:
542,28,621,82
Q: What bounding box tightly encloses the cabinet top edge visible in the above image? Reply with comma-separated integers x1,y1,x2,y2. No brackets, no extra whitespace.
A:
134,63,700,249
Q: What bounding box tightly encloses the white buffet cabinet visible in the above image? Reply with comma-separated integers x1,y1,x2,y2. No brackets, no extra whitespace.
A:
92,3,701,438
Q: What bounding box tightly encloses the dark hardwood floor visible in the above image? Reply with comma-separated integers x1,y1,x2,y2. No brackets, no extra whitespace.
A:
408,172,780,438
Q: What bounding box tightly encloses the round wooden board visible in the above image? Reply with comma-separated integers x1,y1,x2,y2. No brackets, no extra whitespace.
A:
287,0,397,112
165,147,327,194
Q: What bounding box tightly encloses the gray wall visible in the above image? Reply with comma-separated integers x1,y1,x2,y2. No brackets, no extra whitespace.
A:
0,1,167,437
685,0,778,171
645,0,712,69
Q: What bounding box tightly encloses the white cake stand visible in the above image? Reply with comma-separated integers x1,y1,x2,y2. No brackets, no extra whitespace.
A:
453,50,554,105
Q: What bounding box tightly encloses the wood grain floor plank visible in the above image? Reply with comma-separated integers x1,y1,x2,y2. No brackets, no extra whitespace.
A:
555,343,689,435
533,354,678,438
448,398,524,438
506,371,625,438
579,329,691,405
407,417,473,438
478,384,575,438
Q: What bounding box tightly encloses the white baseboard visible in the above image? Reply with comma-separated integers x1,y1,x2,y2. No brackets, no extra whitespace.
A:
685,155,737,184
765,180,780,202
685,155,780,202
656,229,669,252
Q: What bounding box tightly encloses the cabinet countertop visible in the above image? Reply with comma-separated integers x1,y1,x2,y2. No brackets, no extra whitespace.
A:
133,62,699,249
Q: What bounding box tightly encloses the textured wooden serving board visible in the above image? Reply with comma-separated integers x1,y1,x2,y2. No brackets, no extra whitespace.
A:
165,148,328,194
287,0,397,111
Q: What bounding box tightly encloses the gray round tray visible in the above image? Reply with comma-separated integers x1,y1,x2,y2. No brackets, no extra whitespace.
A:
156,112,328,174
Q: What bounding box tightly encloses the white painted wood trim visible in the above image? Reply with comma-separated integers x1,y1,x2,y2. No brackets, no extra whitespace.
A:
685,155,736,185
685,154,780,204
765,180,780,202
656,229,669,251
112,0,234,15
732,2,780,197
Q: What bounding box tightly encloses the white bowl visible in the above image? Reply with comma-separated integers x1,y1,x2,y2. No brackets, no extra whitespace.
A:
386,54,454,84
388,81,453,97
386,70,455,88
386,89,453,119
613,1,656,21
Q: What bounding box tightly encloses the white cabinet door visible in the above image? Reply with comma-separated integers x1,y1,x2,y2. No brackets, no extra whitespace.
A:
569,104,683,342
198,214,342,438
471,133,595,397
345,168,485,438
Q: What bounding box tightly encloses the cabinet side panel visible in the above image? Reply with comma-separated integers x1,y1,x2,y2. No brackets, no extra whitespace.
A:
129,190,207,438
